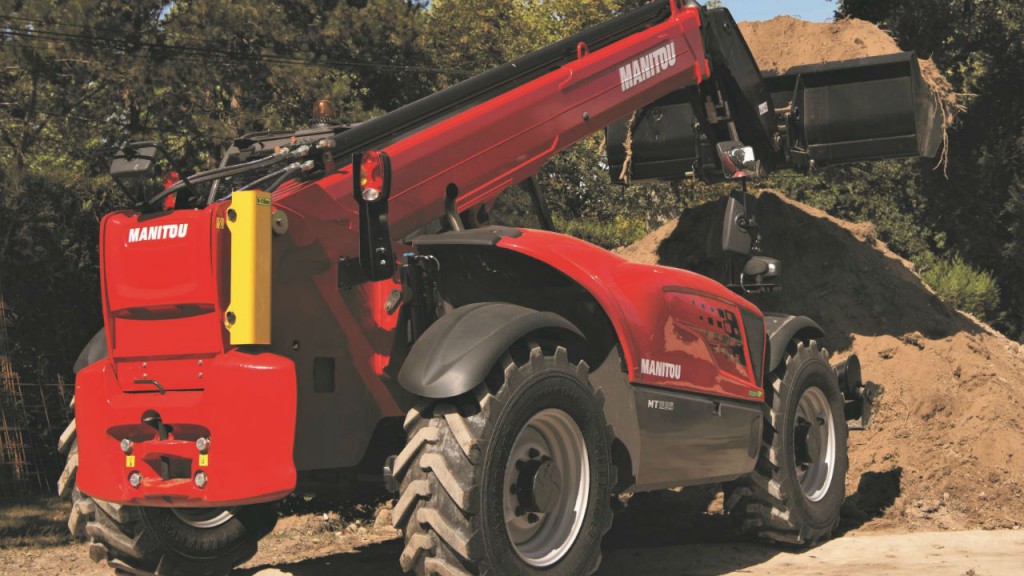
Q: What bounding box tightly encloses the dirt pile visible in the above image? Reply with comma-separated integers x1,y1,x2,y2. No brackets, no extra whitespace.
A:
617,191,1024,531
738,16,905,74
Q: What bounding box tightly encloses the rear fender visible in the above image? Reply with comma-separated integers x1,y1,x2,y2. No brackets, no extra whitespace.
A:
396,299,640,488
396,302,583,399
73,328,108,374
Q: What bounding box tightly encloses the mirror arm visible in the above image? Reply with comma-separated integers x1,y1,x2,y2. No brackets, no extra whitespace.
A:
149,142,200,205
111,177,140,208
738,179,763,254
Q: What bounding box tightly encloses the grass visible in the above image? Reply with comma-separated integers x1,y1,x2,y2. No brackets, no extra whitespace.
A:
0,496,73,548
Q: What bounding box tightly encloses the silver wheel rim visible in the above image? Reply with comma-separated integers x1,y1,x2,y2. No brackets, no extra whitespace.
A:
171,507,236,529
794,387,836,502
503,408,590,567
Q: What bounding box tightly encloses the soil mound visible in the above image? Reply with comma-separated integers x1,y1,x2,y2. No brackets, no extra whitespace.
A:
617,191,1024,531
738,16,903,74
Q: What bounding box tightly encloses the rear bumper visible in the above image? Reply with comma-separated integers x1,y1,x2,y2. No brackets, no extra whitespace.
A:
76,350,297,507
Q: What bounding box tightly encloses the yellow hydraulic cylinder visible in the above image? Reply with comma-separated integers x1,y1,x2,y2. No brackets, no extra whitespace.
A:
225,190,272,345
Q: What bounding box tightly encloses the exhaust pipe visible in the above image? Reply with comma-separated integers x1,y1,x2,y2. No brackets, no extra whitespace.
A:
832,354,882,428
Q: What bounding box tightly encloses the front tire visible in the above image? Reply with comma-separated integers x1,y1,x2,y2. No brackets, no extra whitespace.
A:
393,344,614,576
58,404,278,575
724,339,848,545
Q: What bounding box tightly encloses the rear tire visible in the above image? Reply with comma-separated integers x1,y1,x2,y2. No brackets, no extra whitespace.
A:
58,404,278,575
724,340,848,545
393,344,614,575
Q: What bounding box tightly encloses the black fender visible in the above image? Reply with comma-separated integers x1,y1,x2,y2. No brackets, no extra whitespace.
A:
73,328,107,374
764,314,825,375
397,302,583,399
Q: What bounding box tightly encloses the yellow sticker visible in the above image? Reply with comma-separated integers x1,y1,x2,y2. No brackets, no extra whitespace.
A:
125,455,135,468
256,196,271,206
216,217,226,230
199,454,209,467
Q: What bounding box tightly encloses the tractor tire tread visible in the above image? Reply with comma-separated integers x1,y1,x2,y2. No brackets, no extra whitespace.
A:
61,419,274,576
394,344,611,576
724,340,845,547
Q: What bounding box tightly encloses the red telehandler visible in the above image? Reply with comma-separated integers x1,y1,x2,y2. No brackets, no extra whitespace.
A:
59,1,938,574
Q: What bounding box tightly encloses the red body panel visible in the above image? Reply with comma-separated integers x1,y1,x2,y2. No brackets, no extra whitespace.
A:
498,230,764,402
76,350,296,506
101,208,229,365
77,208,298,506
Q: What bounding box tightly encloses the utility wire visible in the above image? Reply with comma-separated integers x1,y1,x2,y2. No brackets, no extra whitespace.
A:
0,99,238,145
0,16,481,76
4,13,458,67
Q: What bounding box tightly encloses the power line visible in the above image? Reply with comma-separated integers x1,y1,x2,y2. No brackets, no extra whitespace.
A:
0,100,238,143
2,29,460,74
0,15,486,153
0,15,480,76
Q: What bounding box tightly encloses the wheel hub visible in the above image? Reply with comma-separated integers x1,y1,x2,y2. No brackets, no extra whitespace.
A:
794,417,821,466
502,408,590,567
515,457,563,515
170,507,236,529
793,387,836,502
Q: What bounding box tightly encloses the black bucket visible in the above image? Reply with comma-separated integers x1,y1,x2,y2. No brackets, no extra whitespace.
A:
769,51,943,167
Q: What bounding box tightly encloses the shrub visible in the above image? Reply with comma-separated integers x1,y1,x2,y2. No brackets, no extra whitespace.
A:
553,214,647,249
919,255,1002,321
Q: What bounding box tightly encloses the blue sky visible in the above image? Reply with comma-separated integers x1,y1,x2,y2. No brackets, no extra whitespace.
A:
718,0,837,22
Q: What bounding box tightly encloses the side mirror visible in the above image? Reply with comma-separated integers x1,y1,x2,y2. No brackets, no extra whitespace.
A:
716,141,758,180
739,255,783,294
721,190,753,256
742,256,781,281
110,142,161,179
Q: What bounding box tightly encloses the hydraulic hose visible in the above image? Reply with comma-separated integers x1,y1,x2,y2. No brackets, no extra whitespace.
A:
148,145,310,207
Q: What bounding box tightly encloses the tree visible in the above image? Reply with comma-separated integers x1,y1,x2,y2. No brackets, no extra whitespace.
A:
0,0,432,378
835,0,1024,338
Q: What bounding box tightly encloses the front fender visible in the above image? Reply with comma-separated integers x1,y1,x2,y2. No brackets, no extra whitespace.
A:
764,314,825,374
496,229,765,399
397,302,583,399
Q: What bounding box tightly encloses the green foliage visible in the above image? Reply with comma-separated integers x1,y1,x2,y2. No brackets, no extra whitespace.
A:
539,137,705,227
552,213,648,249
425,0,624,76
919,255,1001,321
835,0,1024,338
